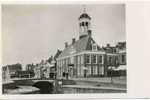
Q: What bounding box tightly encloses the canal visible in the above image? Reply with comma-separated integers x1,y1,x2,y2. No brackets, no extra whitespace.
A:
33,81,54,94
3,79,126,94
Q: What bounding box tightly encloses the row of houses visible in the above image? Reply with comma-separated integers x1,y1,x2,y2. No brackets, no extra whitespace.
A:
2,41,126,81
2,50,62,81
2,63,22,81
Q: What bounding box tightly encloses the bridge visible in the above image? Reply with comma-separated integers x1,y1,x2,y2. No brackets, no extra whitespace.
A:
3,78,59,94
10,77,55,83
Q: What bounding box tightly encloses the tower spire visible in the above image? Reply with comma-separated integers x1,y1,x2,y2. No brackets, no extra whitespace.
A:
83,5,86,13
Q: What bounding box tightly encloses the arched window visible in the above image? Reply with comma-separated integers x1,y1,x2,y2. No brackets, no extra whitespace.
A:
86,22,88,26
82,22,84,26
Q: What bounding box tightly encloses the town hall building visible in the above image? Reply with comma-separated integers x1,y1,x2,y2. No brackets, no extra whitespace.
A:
56,10,108,79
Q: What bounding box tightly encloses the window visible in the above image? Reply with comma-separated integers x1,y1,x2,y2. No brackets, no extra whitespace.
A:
92,44,97,51
82,22,84,26
92,55,97,64
93,66,98,75
86,55,90,64
93,66,96,75
122,55,126,63
109,56,112,65
98,55,102,64
86,22,88,26
99,66,104,75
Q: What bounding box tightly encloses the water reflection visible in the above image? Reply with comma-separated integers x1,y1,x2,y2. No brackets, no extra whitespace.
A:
33,81,54,94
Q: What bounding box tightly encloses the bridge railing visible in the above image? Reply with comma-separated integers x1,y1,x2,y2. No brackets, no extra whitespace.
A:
10,77,55,81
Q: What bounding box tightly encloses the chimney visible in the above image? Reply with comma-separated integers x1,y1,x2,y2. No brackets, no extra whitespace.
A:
88,30,92,37
65,42,68,48
72,38,76,44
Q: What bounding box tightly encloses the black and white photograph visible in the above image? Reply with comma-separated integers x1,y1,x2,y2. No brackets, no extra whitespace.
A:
2,4,126,94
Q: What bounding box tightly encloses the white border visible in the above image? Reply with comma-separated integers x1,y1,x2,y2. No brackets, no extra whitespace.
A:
0,1,150,99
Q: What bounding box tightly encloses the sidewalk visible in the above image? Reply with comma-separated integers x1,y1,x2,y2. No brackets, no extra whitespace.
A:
61,77,126,93
71,76,126,85
62,85,126,91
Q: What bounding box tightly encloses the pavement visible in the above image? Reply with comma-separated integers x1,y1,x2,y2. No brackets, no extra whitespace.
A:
62,85,126,91
71,76,126,85
62,76,126,93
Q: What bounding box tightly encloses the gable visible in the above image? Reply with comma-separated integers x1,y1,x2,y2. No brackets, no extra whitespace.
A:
86,37,101,51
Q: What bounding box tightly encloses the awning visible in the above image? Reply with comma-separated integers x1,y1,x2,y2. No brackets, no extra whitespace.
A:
115,65,126,71
108,65,126,71
108,66,116,70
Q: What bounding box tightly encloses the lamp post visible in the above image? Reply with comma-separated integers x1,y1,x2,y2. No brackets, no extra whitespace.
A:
109,56,113,84
111,66,113,84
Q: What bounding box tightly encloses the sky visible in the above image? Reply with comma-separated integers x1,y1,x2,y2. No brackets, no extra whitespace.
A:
2,4,125,67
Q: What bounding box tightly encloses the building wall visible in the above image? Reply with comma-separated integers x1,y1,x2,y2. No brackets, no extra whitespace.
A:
119,52,126,65
2,64,22,81
56,53,105,79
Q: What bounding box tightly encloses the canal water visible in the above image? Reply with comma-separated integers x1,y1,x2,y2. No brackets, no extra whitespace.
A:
5,79,126,94
33,82,54,94
32,85,126,94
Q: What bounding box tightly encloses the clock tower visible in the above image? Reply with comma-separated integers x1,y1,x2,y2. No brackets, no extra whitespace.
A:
78,7,92,39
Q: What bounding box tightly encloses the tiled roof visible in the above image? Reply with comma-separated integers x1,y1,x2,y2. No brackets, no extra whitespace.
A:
58,36,90,58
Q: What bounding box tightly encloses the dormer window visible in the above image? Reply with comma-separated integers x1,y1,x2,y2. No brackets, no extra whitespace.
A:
92,44,97,51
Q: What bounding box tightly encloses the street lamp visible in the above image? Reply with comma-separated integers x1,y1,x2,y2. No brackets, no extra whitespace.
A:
111,66,113,84
109,56,113,84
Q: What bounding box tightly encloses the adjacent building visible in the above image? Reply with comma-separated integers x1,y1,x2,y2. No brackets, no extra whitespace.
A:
26,64,35,72
15,70,35,78
105,42,126,76
33,56,59,79
34,60,51,79
2,63,22,81
117,42,126,65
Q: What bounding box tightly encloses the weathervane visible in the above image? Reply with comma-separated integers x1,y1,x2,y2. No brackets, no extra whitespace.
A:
83,5,86,13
